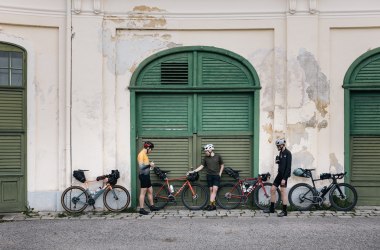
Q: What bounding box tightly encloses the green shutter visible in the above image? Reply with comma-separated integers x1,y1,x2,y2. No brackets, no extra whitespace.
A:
353,54,380,83
0,135,23,174
351,136,380,205
199,94,252,133
137,94,192,135
0,90,24,130
139,53,192,86
199,52,252,86
351,92,380,135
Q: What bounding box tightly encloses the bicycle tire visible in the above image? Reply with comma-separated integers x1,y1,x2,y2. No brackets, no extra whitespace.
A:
181,183,209,210
329,183,358,211
216,183,242,210
253,183,281,210
288,183,316,211
103,185,131,212
61,186,88,213
144,183,169,210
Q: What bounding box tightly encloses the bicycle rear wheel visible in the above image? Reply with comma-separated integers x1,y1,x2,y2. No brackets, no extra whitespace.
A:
144,183,169,210
253,183,281,210
181,183,208,210
216,183,242,210
329,183,358,211
103,185,131,212
288,183,316,211
61,186,88,213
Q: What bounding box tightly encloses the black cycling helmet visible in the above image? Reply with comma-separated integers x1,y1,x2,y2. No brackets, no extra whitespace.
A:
143,141,154,149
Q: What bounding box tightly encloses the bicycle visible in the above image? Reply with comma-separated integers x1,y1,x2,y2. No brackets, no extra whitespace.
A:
144,167,209,210
288,168,358,211
216,167,281,210
61,169,131,213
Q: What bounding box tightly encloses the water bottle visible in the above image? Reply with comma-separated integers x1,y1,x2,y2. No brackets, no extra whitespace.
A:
320,186,327,194
242,182,247,193
169,185,174,194
247,185,254,193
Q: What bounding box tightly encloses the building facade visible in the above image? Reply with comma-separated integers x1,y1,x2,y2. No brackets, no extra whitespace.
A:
0,0,379,212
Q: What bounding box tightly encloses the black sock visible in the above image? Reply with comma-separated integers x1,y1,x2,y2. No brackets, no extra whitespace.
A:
270,202,275,211
282,204,287,212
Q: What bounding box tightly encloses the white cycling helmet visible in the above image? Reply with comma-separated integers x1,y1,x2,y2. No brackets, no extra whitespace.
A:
203,144,214,152
275,138,286,146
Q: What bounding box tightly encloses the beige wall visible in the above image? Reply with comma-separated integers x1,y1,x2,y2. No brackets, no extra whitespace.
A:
0,0,379,210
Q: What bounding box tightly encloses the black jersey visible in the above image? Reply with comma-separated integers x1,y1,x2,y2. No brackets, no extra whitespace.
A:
277,148,292,179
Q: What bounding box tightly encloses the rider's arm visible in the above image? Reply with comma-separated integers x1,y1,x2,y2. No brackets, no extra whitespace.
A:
219,164,224,177
193,165,204,173
283,152,292,179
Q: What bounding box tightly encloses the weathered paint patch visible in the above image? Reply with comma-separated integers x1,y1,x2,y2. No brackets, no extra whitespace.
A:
132,6,165,13
292,149,315,169
329,153,344,173
317,120,328,131
297,49,330,117
262,123,273,143
115,33,181,75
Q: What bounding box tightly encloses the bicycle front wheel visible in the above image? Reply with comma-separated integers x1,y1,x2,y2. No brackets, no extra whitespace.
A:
61,186,88,213
181,183,208,210
253,183,281,210
216,183,242,210
329,183,358,211
103,185,131,212
288,183,316,211
144,183,169,210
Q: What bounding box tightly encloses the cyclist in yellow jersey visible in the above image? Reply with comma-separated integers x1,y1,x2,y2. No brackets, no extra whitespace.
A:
137,141,159,215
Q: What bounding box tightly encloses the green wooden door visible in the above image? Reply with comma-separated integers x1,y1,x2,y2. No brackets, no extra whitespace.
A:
0,45,26,212
137,93,254,181
131,46,260,207
350,92,380,205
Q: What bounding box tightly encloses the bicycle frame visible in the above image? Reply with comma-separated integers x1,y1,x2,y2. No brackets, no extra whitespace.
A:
80,181,111,203
300,171,345,205
226,177,268,201
156,176,196,200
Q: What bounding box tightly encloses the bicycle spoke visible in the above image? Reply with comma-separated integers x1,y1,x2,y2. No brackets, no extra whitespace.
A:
104,185,130,212
61,186,88,213
181,183,208,210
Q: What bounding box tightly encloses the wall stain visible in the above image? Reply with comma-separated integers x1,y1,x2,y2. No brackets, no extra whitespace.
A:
297,49,330,117
262,123,273,143
329,153,344,173
132,6,165,12
292,149,315,169
317,120,328,131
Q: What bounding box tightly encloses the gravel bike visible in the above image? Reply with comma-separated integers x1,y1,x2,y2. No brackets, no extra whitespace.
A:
216,167,281,210
289,168,358,211
145,167,209,210
61,169,130,213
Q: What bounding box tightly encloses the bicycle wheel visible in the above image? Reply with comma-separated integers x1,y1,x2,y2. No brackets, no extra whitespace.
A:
253,183,281,210
181,183,209,210
329,183,358,211
103,185,131,212
216,183,242,210
61,186,88,213
288,183,316,211
144,183,169,210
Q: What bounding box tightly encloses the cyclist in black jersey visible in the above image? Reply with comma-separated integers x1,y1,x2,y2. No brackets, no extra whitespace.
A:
264,138,292,217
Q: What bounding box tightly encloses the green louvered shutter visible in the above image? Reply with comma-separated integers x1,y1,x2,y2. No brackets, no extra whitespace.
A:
351,137,380,205
350,91,380,205
351,92,380,134
0,89,25,212
139,53,192,86
199,52,252,86
137,94,192,135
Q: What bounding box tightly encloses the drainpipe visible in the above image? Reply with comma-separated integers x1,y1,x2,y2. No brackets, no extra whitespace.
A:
65,0,72,186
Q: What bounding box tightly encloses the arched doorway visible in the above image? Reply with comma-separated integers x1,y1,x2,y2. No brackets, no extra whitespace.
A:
0,42,27,212
129,46,261,207
344,47,380,205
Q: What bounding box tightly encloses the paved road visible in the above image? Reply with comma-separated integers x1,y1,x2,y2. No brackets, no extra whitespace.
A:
1,214,379,250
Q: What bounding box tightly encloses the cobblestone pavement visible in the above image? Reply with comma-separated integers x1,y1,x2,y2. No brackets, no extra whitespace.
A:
1,206,379,221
